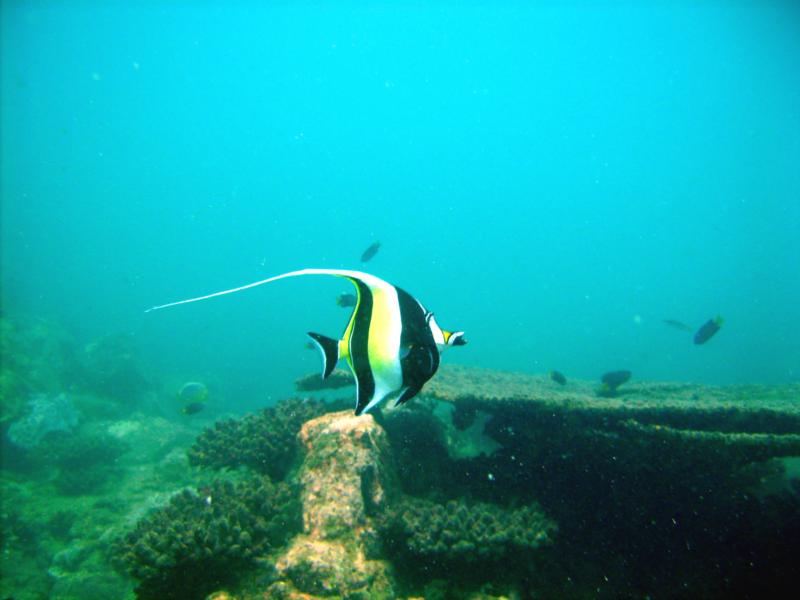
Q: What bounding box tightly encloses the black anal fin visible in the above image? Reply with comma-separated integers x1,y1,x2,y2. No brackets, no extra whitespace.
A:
307,332,339,379
394,385,422,407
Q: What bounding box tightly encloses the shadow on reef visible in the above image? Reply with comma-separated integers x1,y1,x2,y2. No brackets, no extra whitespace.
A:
376,407,558,596
471,404,800,597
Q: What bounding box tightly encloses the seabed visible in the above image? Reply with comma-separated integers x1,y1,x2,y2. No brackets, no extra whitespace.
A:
2,362,799,599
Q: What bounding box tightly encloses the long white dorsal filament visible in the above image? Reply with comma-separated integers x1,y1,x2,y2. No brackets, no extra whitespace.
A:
145,268,373,313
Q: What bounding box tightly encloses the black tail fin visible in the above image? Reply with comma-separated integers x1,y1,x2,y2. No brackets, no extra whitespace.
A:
307,332,339,379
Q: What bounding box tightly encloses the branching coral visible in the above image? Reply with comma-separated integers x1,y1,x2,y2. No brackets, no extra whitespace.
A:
187,397,331,480
378,496,555,570
114,477,300,600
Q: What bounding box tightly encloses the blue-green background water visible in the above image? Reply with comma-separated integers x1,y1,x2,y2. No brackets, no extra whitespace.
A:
2,1,799,410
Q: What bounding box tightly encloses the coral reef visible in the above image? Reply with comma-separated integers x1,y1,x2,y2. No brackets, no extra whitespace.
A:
418,364,800,597
187,397,332,480
6,393,79,449
3,338,797,600
377,496,555,572
265,411,398,599
114,476,300,600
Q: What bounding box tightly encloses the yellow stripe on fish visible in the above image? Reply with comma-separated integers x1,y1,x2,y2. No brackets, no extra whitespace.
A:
147,268,466,415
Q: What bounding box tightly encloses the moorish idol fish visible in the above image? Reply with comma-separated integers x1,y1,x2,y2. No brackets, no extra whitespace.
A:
147,269,466,415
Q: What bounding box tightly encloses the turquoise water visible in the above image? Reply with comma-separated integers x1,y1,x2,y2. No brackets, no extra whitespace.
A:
2,4,800,599
2,1,799,404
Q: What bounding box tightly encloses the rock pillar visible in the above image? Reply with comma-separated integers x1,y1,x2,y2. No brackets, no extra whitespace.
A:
265,411,397,599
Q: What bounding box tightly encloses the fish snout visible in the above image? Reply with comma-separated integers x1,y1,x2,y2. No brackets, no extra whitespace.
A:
450,331,467,346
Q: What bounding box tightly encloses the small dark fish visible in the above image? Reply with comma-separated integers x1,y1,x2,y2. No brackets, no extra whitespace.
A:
662,319,693,332
694,316,723,345
601,370,631,391
305,341,317,351
360,241,381,263
550,370,567,385
336,293,357,308
181,402,206,415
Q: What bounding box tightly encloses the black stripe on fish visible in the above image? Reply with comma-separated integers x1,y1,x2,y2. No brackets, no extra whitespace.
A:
350,278,376,416
395,287,440,406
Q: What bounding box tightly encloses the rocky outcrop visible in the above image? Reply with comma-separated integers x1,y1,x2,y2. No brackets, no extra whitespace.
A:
265,411,397,599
